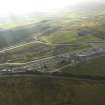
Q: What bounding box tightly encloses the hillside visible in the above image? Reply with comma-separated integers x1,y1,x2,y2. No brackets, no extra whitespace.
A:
0,1,105,105
0,76,104,105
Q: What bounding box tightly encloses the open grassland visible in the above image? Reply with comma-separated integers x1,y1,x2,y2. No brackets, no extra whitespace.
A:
0,76,104,105
40,31,78,44
63,55,105,76
39,30,99,44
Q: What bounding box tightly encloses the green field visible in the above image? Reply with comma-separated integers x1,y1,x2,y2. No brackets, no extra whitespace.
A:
40,31,99,44
63,55,105,76
40,31,78,44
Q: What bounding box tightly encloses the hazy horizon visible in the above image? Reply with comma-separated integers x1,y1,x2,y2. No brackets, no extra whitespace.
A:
0,0,105,18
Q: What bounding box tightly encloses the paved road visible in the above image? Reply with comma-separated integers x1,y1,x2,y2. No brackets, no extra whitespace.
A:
0,38,90,54
1,33,105,54
0,63,25,67
0,40,45,53
0,42,80,54
0,38,105,68
87,41,105,43
0,44,105,68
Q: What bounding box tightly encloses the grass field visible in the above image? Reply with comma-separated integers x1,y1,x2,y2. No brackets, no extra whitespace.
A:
64,55,105,76
0,76,104,105
40,30,99,44
40,31,78,44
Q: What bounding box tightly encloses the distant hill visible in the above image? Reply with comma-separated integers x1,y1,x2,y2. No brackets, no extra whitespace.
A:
68,1,105,11
0,1,105,48
0,26,35,49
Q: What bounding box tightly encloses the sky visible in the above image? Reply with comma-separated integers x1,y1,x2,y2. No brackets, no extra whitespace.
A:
0,0,104,17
